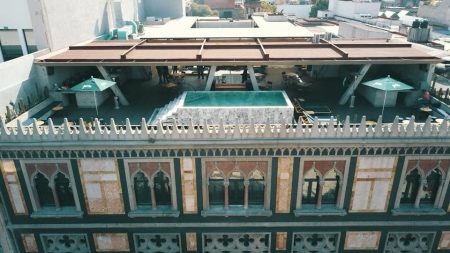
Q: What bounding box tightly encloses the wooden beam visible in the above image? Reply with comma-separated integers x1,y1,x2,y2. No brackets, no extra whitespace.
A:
256,38,269,60
320,39,348,58
120,40,146,60
197,39,206,61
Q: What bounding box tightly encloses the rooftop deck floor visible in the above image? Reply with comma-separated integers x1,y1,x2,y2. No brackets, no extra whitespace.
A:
45,67,431,126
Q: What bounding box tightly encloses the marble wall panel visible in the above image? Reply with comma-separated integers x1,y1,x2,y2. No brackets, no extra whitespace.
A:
344,231,381,250
78,160,124,214
0,160,27,215
350,157,397,212
276,157,293,213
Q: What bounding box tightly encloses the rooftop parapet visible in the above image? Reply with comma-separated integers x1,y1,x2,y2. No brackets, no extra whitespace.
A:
0,115,449,145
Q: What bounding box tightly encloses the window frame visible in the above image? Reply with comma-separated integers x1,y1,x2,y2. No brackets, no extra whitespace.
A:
124,159,179,218
392,156,450,215
20,160,82,218
201,157,272,217
295,157,350,216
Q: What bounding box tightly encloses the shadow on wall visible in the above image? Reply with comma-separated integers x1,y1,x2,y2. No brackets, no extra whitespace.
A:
0,55,48,122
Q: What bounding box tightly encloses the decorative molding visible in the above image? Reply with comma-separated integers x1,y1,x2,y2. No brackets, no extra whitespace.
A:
203,232,270,253
384,232,435,253
134,233,181,253
1,146,450,160
292,232,340,253
1,116,449,144
40,234,90,253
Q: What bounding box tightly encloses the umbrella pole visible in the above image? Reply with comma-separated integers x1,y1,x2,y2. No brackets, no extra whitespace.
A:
93,91,99,116
381,89,387,121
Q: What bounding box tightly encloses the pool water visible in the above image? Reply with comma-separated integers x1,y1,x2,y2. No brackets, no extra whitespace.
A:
183,91,288,107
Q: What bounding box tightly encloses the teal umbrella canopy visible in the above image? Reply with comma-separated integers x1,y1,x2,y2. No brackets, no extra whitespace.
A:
362,76,413,91
71,77,116,92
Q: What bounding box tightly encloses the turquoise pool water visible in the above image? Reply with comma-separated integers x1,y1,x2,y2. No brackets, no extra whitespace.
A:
183,91,288,107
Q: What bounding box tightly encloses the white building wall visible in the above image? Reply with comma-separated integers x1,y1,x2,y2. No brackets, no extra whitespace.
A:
329,0,381,18
0,0,33,29
26,0,139,51
0,53,49,117
142,0,185,20
417,0,450,28
338,22,391,39
276,4,312,18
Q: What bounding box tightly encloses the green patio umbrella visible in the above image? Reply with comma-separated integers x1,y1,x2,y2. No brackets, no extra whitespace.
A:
71,77,116,116
362,76,413,91
362,75,413,120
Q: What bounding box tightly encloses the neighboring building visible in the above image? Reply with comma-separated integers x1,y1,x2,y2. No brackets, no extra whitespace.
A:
276,2,312,18
328,0,382,19
338,21,392,39
418,0,450,28
0,0,37,62
204,0,243,18
244,0,263,16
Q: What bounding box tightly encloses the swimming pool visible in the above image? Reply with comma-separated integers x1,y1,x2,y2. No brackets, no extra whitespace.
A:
183,91,288,107
175,91,294,125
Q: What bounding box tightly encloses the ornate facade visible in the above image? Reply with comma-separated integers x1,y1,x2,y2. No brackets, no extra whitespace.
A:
0,117,449,252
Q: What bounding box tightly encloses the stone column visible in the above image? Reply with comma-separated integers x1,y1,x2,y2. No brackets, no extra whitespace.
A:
316,179,325,209
336,180,344,209
149,182,157,209
244,180,249,209
433,178,444,208
414,179,427,208
224,180,229,209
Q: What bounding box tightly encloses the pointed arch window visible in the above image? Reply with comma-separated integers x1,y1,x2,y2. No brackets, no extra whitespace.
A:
400,169,421,205
34,173,55,208
248,170,265,207
322,170,340,205
208,170,225,206
421,169,441,206
54,172,75,207
203,159,272,216
133,172,151,207
302,169,320,205
296,159,349,216
228,171,245,206
153,170,171,206
126,160,179,217
394,158,450,215
22,161,82,218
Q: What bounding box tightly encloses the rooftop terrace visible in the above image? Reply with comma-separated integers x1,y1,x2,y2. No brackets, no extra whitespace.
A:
7,66,448,128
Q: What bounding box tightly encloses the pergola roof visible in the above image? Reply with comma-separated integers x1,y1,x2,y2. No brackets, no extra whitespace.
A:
36,38,440,66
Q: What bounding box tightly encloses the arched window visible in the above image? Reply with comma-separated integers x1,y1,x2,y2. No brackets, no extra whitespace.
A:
34,173,55,208
153,171,171,206
248,170,265,207
228,171,244,206
54,172,75,207
400,169,421,205
302,169,320,205
209,170,225,206
322,170,340,205
421,169,441,206
134,172,151,207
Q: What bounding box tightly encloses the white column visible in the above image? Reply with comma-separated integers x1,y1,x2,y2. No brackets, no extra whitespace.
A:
17,29,29,56
247,66,260,91
97,66,130,105
204,65,217,91
0,47,4,62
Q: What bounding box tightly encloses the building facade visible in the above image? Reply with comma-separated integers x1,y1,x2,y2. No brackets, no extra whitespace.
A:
0,118,450,252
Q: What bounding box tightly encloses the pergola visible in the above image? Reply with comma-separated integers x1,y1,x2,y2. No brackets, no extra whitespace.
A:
36,38,440,93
